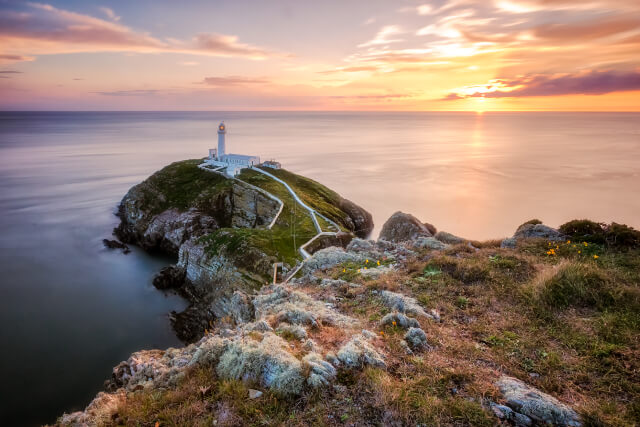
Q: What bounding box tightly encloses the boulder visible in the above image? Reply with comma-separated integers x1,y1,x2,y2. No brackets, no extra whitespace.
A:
380,312,420,329
152,266,186,290
434,231,466,245
513,223,564,241
501,237,517,249
380,290,434,320
404,327,429,351
379,211,433,243
496,376,581,426
336,334,386,369
302,247,362,274
412,236,447,250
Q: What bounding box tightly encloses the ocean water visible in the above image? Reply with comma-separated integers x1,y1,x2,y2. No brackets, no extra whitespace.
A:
0,111,638,425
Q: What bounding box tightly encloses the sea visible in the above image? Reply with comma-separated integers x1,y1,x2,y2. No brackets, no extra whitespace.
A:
0,111,638,425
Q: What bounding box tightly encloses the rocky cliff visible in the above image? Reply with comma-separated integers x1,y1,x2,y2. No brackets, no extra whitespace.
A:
60,164,640,426
113,159,373,342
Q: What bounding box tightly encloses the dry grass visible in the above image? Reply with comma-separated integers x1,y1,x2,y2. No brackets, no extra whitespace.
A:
87,238,639,426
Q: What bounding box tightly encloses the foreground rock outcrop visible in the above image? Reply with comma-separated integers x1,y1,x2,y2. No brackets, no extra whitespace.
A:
60,195,639,425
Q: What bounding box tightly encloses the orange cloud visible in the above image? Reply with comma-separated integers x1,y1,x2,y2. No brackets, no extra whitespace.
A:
444,70,640,99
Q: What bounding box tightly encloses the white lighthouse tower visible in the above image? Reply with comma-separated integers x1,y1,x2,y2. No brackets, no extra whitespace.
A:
217,121,226,160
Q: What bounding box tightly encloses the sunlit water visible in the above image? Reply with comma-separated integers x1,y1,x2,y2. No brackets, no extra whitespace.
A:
0,111,638,425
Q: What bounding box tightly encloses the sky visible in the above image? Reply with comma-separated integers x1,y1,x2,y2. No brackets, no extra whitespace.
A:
0,0,639,111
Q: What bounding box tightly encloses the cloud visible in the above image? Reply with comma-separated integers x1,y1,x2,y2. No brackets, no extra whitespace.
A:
0,3,280,60
93,89,161,96
316,65,380,74
98,6,120,22
0,70,22,73
330,93,412,101
443,70,640,99
201,76,269,87
358,25,404,47
194,34,272,59
0,54,35,63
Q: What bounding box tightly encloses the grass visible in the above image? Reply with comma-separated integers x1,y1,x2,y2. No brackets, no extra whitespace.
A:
252,167,352,232
87,221,640,426
137,159,231,217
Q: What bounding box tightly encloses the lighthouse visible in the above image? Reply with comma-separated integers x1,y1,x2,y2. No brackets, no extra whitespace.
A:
217,121,226,159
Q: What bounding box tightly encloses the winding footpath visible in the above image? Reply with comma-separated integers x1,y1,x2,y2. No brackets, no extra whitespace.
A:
198,163,340,278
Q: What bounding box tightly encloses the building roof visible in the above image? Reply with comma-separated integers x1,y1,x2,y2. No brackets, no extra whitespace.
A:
222,153,259,160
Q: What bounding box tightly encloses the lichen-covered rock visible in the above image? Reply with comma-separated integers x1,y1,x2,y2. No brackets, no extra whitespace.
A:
379,211,433,242
501,237,517,249
243,320,273,333
412,236,447,250
346,238,375,253
496,376,582,426
216,333,306,395
302,247,362,273
211,290,254,324
380,290,433,319
276,323,308,340
380,312,420,329
253,285,352,327
513,223,564,241
303,352,337,387
404,327,428,351
434,231,466,245
336,334,386,369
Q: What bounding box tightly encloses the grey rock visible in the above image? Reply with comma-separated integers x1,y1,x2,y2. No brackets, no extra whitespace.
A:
380,290,434,319
346,238,375,253
379,211,433,243
302,247,362,274
248,389,263,399
497,376,582,426
336,334,386,369
412,236,447,250
380,312,420,329
404,327,428,351
501,237,517,249
434,231,466,245
513,223,564,241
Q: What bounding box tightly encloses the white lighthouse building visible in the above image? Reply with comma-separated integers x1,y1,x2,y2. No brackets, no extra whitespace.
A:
206,121,261,176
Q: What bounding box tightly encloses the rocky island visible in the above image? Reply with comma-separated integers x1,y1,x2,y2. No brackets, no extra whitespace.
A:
58,161,639,426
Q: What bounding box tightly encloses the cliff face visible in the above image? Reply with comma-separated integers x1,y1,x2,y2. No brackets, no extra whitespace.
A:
113,159,374,342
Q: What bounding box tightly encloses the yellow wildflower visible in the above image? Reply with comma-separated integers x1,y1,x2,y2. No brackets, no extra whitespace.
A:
567,240,571,244
366,259,369,263
379,331,384,336
343,268,346,273
593,255,599,259
392,321,397,326
578,250,581,254
377,260,381,266
584,242,588,246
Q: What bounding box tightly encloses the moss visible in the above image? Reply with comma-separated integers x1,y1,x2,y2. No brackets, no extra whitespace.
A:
139,159,231,216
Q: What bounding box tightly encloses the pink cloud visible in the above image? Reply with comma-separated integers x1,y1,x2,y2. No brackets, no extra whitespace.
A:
0,3,279,60
201,76,269,87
